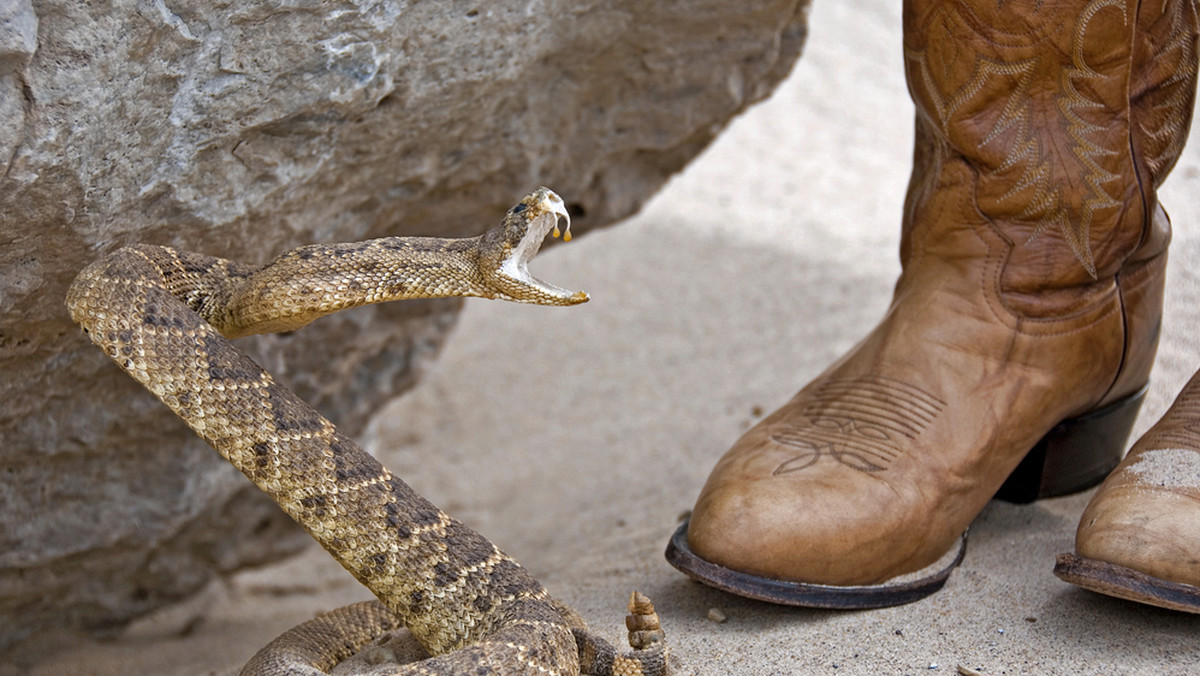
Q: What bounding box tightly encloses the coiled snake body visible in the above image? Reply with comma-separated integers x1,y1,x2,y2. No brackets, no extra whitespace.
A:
66,188,668,675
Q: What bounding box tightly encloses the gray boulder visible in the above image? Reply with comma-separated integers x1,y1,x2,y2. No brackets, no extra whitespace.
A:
0,0,810,647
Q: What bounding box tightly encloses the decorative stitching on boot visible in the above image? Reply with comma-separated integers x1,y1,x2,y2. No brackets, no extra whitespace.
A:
1134,0,1199,187
1146,394,1200,452
771,376,946,475
905,0,1135,280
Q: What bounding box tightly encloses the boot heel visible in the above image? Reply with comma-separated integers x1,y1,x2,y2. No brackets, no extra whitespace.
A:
995,385,1148,504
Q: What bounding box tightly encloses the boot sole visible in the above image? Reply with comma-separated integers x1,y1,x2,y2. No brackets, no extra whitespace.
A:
665,520,967,609
1053,552,1200,614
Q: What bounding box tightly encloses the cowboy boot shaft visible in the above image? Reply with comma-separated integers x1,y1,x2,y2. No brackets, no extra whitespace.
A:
1130,0,1200,192
902,0,1197,316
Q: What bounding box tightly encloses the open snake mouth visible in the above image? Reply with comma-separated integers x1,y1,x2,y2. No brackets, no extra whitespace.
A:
500,188,588,304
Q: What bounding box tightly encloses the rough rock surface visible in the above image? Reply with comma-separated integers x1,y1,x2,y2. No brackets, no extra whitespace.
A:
0,0,810,647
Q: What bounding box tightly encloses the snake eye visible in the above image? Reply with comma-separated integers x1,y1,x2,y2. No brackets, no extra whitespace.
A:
511,203,527,214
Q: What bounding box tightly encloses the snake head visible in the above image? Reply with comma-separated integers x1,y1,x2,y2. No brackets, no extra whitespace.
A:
477,187,589,306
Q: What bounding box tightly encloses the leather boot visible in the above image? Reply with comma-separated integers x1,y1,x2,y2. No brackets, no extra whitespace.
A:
667,0,1198,608
1055,368,1200,613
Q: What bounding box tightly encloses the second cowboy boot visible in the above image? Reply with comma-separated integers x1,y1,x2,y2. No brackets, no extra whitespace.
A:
1055,368,1200,613
667,0,1198,607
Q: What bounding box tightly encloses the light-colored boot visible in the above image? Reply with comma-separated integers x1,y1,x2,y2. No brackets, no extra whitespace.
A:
667,0,1198,608
1056,368,1200,613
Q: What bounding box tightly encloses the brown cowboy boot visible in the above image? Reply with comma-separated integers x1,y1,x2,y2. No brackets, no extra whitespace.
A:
1055,368,1200,613
667,0,1198,608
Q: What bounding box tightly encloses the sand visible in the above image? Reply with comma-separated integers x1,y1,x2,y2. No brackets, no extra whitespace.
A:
9,3,1200,675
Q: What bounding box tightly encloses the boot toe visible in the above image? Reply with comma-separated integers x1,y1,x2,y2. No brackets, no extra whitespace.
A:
686,459,953,587
1076,472,1200,588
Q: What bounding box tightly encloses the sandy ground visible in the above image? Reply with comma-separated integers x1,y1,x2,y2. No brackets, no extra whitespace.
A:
9,3,1200,675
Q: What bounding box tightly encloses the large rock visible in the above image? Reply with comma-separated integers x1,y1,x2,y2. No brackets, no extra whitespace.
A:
0,0,810,647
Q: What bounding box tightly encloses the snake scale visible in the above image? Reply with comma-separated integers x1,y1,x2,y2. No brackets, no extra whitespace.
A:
66,188,668,675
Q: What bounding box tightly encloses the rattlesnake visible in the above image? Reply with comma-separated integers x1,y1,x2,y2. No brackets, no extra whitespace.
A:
66,188,668,675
